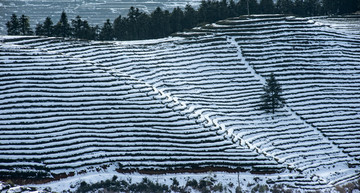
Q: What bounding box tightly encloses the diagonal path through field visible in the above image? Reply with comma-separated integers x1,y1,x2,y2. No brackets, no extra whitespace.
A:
227,35,354,180
48,34,353,183
45,32,356,186
2,14,360,189
40,36,338,188
0,36,285,179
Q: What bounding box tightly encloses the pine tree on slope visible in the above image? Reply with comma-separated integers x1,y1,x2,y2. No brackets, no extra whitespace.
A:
54,11,71,37
6,14,20,35
260,0,275,14
99,19,114,40
260,73,284,114
19,15,33,35
35,17,54,37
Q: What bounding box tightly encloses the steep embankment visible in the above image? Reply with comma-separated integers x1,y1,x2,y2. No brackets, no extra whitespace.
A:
1,15,360,190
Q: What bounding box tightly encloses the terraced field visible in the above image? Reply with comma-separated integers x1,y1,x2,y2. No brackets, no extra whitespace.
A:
1,14,360,190
313,15,360,35
1,37,283,177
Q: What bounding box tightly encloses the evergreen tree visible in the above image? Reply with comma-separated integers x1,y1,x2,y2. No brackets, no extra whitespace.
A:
151,7,168,38
198,0,222,23
137,13,151,39
293,0,305,16
303,0,322,16
210,1,222,22
113,15,127,40
19,15,33,35
170,7,184,33
36,17,54,36
276,0,294,14
236,0,248,15
99,19,113,40
81,20,95,40
339,0,358,14
6,14,20,35
322,0,339,14
72,15,83,38
260,0,275,14
92,25,101,40
71,15,94,39
43,17,54,36
183,4,198,30
127,7,141,39
247,0,260,14
163,10,172,36
197,0,209,23
219,0,229,20
35,23,43,36
54,11,71,37
323,0,358,15
228,0,238,17
260,73,284,114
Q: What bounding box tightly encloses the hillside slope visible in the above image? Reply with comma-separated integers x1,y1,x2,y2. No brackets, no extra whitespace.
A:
1,15,360,190
0,37,282,177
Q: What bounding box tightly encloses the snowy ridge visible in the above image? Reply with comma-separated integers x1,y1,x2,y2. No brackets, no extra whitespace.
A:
1,14,360,190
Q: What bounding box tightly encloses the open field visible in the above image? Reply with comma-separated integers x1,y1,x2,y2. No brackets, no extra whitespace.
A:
1,14,360,191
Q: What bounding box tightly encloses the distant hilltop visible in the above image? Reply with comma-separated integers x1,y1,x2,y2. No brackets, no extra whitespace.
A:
2,0,360,36
0,0,202,35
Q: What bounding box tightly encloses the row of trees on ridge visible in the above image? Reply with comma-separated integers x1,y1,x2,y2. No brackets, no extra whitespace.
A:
6,0,360,40
6,14,33,35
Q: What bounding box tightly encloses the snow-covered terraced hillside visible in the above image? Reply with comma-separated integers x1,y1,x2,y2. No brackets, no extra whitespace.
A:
1,14,360,190
313,15,360,35
200,15,360,164
195,14,360,181
0,38,283,179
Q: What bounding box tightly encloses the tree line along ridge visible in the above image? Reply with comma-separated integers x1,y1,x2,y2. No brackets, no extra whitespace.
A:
5,0,360,41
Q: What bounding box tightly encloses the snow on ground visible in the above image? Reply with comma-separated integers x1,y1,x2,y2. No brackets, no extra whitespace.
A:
311,16,360,35
30,165,302,193
1,15,360,192
114,36,185,46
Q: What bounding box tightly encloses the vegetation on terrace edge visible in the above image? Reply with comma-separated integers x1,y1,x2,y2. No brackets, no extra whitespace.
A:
74,176,360,193
2,175,360,192
5,0,360,41
72,176,360,193
73,176,272,193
